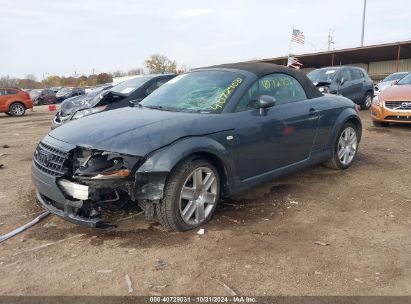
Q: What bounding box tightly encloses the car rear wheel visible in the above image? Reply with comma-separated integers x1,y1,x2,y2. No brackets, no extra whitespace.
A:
9,103,26,116
372,121,388,127
360,92,373,110
323,122,359,170
156,158,220,232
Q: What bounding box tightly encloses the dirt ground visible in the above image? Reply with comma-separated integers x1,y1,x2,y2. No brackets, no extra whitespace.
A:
0,106,410,296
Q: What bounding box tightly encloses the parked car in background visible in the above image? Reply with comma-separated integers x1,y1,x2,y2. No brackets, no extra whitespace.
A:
56,87,85,102
0,87,33,116
371,72,411,127
50,87,62,93
375,72,409,93
32,63,361,231
307,66,374,110
31,89,57,105
51,74,175,129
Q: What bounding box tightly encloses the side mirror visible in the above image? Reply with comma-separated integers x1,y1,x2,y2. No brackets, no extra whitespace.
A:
391,80,398,85
259,95,276,115
129,99,143,107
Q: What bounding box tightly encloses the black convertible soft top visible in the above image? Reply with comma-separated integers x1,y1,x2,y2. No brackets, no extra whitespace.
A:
203,62,323,99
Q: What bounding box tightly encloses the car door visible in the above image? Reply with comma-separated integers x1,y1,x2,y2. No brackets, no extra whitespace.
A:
350,68,366,102
0,89,7,111
336,68,356,101
233,73,320,180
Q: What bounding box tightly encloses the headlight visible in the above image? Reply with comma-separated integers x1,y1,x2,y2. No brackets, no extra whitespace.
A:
72,106,106,120
74,150,141,179
372,95,382,107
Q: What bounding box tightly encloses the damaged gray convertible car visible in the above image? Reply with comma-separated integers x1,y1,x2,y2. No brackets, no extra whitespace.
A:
32,62,361,231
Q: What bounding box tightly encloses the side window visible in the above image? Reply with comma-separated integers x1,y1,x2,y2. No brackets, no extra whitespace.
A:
0,90,5,96
5,89,18,95
145,80,168,96
235,82,259,112
340,69,352,82
351,69,363,80
258,73,307,105
235,74,307,111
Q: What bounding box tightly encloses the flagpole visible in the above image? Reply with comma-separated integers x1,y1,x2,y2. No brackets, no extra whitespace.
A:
287,27,294,66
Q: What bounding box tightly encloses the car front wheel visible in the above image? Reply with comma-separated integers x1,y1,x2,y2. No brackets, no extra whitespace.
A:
360,92,373,110
156,158,220,232
323,122,359,170
9,103,26,116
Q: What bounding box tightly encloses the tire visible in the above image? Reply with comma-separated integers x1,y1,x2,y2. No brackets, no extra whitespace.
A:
372,121,388,127
9,102,26,116
360,92,373,110
323,122,359,170
156,158,220,232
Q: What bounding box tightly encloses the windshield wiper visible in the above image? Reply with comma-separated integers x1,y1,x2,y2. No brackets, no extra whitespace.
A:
142,105,181,112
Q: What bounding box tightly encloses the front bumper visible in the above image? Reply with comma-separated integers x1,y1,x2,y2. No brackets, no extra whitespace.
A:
371,104,411,124
32,162,102,227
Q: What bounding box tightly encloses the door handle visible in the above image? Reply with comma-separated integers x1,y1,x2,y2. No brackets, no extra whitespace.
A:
309,108,319,115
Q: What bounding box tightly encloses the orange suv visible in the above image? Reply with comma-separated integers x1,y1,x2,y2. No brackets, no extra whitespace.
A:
0,87,33,116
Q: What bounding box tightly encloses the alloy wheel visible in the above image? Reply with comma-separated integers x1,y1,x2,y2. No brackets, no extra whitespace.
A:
338,126,358,165
10,104,25,116
179,167,218,225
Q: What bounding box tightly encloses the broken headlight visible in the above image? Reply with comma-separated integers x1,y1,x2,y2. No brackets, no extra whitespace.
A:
75,149,141,179
72,106,107,120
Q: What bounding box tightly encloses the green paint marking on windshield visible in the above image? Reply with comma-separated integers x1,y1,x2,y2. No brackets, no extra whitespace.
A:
209,77,243,110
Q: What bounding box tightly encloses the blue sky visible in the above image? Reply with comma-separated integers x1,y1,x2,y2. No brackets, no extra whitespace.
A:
0,0,410,79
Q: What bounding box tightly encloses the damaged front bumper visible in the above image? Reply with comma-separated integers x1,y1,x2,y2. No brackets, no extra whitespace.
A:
31,135,168,228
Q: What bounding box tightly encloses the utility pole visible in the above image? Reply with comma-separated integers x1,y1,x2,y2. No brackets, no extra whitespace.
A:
361,0,367,47
327,31,335,51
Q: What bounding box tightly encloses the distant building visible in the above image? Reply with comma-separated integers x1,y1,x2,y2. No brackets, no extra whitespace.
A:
254,40,411,81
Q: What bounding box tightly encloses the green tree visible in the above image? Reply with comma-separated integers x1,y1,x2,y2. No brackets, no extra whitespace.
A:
144,54,176,74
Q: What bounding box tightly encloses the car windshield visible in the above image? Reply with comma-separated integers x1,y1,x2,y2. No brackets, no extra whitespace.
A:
110,76,154,95
397,73,411,85
383,73,408,82
307,68,338,84
140,71,244,113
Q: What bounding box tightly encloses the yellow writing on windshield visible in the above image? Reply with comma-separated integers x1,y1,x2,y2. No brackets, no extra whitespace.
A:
210,78,243,110
261,77,293,90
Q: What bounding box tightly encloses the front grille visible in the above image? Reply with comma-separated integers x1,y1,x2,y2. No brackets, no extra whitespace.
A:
384,116,411,121
385,101,411,110
33,142,69,176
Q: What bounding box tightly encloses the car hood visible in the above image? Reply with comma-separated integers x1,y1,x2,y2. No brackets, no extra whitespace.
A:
48,107,232,156
377,81,392,91
379,85,411,101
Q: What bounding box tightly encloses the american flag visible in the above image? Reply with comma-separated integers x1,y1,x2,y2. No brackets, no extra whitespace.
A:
291,29,305,44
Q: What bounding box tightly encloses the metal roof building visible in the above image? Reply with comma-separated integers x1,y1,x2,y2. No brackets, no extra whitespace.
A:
255,40,411,81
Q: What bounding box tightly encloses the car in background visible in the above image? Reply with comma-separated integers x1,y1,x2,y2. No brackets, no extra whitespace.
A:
50,87,62,93
0,87,33,116
307,66,374,110
31,89,57,105
56,87,85,102
51,74,175,129
371,72,411,127
32,63,361,231
375,72,409,93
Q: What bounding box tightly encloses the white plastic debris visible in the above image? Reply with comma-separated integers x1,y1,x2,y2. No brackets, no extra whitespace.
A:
197,228,205,235
125,274,133,293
